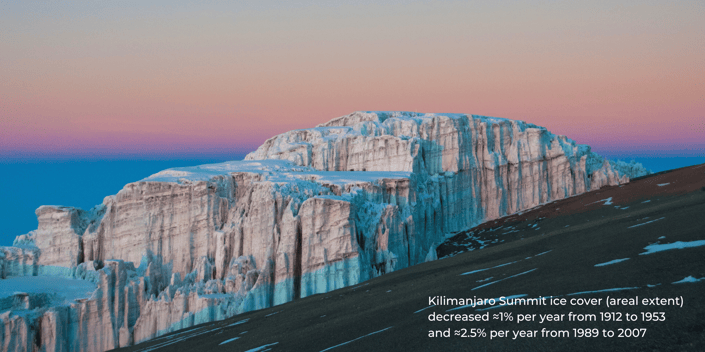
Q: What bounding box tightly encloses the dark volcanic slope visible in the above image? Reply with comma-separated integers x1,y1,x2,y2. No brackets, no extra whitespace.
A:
117,163,705,352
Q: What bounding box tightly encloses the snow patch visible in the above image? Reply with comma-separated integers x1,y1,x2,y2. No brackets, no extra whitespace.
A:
594,258,630,267
227,318,250,327
672,276,704,284
219,337,240,345
640,240,705,255
414,305,436,314
587,197,612,206
628,217,665,229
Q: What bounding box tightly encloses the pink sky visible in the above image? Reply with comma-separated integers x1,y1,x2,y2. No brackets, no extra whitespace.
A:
2,1,703,159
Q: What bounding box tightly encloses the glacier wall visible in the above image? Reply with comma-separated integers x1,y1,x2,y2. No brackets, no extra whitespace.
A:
0,112,628,352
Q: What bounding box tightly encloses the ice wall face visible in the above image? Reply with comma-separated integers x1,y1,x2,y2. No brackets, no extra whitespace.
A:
248,111,626,223
0,112,628,352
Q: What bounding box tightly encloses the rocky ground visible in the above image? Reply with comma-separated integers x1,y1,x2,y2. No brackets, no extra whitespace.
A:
116,163,705,352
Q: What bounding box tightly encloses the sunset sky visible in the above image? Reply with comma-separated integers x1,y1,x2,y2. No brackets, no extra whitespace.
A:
1,1,704,243
2,0,703,160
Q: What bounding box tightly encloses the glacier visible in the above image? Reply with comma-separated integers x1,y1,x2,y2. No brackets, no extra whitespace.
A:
0,111,641,352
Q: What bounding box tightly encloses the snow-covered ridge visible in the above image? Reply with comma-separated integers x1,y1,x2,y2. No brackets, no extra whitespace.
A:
246,111,556,174
1,111,630,352
141,159,411,186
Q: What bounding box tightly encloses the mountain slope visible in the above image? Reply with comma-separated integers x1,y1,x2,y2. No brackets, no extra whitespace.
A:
117,163,705,352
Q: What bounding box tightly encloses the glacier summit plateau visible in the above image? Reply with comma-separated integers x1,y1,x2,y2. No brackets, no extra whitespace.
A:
0,111,644,352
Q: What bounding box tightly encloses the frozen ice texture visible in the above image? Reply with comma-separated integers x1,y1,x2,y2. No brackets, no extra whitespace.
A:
0,111,630,352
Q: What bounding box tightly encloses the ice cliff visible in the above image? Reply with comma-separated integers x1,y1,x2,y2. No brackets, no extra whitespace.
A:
1,111,630,352
609,159,652,178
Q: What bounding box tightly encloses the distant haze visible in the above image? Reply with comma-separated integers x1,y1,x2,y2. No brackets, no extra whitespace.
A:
1,1,703,160
1,1,703,245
